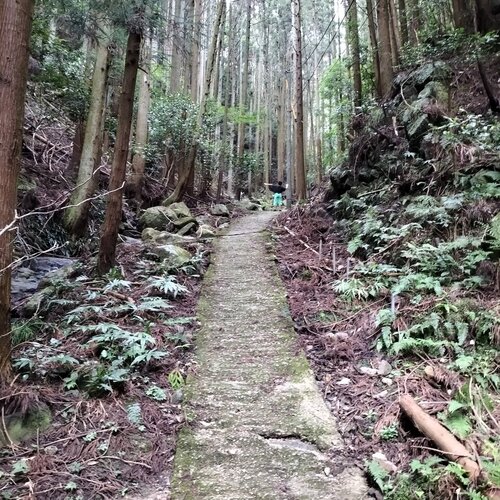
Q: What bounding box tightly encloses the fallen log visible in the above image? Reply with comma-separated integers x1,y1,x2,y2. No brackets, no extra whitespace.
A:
399,394,481,481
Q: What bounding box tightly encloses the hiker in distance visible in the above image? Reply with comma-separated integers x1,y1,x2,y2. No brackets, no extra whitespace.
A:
265,181,287,207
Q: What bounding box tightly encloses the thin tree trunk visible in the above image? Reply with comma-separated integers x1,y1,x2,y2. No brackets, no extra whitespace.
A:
227,8,238,198
185,0,202,196
170,0,182,92
130,40,151,205
316,136,322,185
292,0,306,200
66,119,85,183
217,55,231,203
398,0,409,44
285,75,294,207
98,31,142,274
235,0,252,200
64,21,110,236
366,0,382,99
262,1,271,186
388,0,401,66
347,0,362,107
0,0,35,383
277,80,286,181
407,0,421,44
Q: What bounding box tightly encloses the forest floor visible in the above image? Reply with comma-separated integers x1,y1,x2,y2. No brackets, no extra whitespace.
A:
274,202,500,499
1,235,211,499
168,211,367,499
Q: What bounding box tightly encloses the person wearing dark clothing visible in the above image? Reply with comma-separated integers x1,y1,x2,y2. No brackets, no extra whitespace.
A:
265,181,286,206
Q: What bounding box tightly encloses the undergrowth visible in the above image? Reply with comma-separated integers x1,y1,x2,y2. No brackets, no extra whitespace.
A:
1,242,209,498
324,53,500,497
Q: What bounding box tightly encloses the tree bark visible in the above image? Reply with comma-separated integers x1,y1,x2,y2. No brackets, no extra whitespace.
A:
185,0,202,196
292,0,306,200
366,0,382,99
98,31,142,274
477,60,500,113
277,80,286,182
235,0,252,200
452,0,473,32
64,21,110,236
169,0,182,93
0,0,34,383
388,0,401,66
66,119,85,183
407,0,422,44
475,0,500,33
347,0,362,107
398,0,409,45
262,1,271,186
377,0,394,97
130,40,152,206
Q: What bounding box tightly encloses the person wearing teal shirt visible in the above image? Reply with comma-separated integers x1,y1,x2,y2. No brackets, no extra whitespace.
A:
265,181,286,206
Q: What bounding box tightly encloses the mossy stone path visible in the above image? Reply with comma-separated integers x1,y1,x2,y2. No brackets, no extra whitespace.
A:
171,211,367,499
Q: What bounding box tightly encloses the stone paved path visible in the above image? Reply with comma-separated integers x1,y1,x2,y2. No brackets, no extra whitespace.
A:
170,211,367,499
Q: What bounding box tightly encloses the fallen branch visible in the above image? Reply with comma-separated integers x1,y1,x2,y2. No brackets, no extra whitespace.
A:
399,394,480,481
283,226,320,256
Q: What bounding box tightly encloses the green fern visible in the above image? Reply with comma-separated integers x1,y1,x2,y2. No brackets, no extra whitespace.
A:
489,213,500,250
126,402,143,427
366,459,390,491
148,275,188,298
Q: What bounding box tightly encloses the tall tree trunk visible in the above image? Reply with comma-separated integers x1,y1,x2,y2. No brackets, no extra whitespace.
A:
398,0,409,44
316,136,323,185
64,22,110,236
262,1,271,186
347,0,362,107
185,0,202,196
285,74,294,206
407,0,421,44
66,119,85,183
0,0,34,383
130,40,151,206
235,0,252,200
452,1,475,32
377,0,394,97
277,80,286,181
217,50,231,203
170,0,182,92
388,0,401,66
366,0,382,99
98,31,142,274
292,0,306,200
227,6,238,198
475,0,500,32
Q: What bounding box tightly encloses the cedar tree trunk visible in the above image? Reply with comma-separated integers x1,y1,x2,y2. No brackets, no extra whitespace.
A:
98,31,141,274
0,0,35,383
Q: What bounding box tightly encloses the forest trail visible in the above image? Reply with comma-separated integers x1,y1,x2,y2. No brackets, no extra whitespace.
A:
170,211,367,499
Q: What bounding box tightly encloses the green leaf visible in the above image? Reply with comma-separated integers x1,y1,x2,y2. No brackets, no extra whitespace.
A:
366,459,389,491
441,412,472,439
146,385,167,402
11,459,30,475
448,399,466,414
454,355,475,372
